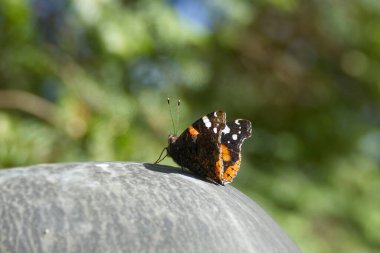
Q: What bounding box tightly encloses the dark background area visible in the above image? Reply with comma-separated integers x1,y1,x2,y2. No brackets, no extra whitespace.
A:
0,1,379,252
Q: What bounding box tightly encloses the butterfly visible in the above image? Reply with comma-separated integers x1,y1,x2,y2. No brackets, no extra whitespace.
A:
156,111,252,185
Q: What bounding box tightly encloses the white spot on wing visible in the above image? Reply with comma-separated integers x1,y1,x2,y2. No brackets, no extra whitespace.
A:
213,112,217,117
235,120,240,125
232,134,238,140
222,125,230,134
202,116,212,128
213,127,217,134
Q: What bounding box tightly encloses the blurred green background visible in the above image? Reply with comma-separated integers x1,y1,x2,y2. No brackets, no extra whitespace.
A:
1,0,379,252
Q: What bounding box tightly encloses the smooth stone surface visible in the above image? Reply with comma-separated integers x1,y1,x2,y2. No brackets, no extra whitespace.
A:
0,162,301,253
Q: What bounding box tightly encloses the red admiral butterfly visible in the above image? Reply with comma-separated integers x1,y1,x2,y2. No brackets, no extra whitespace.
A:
156,105,252,185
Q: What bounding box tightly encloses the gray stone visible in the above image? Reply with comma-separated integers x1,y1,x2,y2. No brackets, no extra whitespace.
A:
0,162,301,253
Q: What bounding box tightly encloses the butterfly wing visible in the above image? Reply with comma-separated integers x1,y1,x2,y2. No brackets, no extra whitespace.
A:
220,119,252,183
188,111,227,183
168,111,226,184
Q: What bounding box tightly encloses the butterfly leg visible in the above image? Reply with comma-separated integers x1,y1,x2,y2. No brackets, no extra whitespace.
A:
154,147,168,164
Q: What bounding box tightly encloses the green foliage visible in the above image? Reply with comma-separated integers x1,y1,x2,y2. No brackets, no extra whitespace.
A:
0,0,379,252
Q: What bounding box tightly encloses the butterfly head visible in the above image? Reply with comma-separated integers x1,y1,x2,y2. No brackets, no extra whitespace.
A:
168,134,178,145
167,134,178,156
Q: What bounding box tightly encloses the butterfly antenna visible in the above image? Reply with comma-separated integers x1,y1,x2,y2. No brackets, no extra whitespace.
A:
167,98,176,135
176,99,181,136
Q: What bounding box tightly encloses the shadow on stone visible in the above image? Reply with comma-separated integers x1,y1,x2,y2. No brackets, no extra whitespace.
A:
142,162,218,185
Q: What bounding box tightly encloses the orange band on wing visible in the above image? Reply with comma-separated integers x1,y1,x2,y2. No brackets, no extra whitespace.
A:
208,159,223,183
223,159,241,183
215,160,221,175
220,144,231,162
188,126,199,136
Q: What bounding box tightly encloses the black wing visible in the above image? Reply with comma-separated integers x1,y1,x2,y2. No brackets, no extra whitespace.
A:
220,119,252,183
169,111,227,184
191,111,226,140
